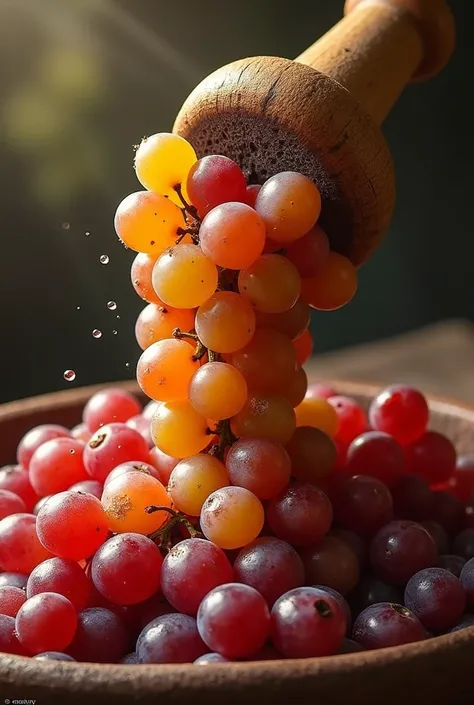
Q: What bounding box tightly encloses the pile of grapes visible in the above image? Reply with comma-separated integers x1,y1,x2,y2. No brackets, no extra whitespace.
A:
1,133,474,665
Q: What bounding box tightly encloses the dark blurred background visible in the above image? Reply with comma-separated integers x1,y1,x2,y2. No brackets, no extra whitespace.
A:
0,0,471,403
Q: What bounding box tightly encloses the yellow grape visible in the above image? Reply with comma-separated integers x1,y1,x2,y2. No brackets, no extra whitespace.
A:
230,328,297,395
114,191,183,255
136,339,198,402
150,400,209,458
152,244,218,309
200,486,264,549
134,132,197,205
295,397,339,437
135,303,195,350
101,471,171,535
231,395,296,445
130,253,160,304
195,291,256,354
255,298,310,341
189,362,248,420
168,455,229,516
238,254,301,313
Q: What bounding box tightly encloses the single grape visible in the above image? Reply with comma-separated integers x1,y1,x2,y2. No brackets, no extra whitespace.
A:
347,575,403,617
329,529,368,567
328,396,367,445
431,491,464,536
148,446,179,486
36,492,108,561
255,171,321,243
152,244,218,309
255,298,310,341
285,427,336,484
332,475,393,537
200,486,264,550
405,431,456,485
71,424,91,443
282,365,308,408
453,456,474,502
29,437,87,497
391,475,434,521
0,614,29,655
346,431,405,488
104,461,160,487
189,362,248,420
230,395,296,445
234,537,304,607
101,471,171,535
369,385,429,446
300,536,360,595
0,573,28,589
195,291,256,354
404,567,466,631
136,338,199,402
137,613,206,664
134,132,197,203
370,520,437,585
197,583,270,658
27,557,91,610
169,455,229,516
301,252,358,310
437,554,466,577
83,388,142,433
292,328,314,365
0,488,26,520
460,557,474,605
200,202,265,269
352,603,426,649
16,593,77,654
130,253,161,304
187,155,247,216
0,513,52,573
17,424,70,470
266,482,333,547
114,190,184,254
270,586,346,657
225,438,291,500
238,254,301,313
68,607,129,663
135,303,195,350
34,651,76,661
91,533,162,605
453,529,474,560
84,422,150,482
120,652,139,665
161,538,233,615
150,400,209,458
194,652,230,664
419,520,449,554
69,479,103,499
285,224,330,277
0,585,26,617
295,396,338,437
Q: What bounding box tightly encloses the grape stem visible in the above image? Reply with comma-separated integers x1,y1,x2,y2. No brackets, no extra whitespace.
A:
173,184,201,224
172,327,215,363
210,419,237,460
146,505,202,548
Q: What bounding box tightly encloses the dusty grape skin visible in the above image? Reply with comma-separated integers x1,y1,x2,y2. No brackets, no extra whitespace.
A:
0,614,29,655
404,567,466,631
0,489,27,520
83,388,142,433
29,437,88,497
369,520,437,586
332,475,393,537
91,533,163,606
16,424,70,470
225,438,291,500
233,537,305,607
15,592,78,654
391,475,434,521
460,557,474,606
161,539,233,615
270,586,346,658
0,465,39,512
34,651,76,661
69,479,103,499
120,652,139,664
197,583,270,659
67,607,129,663
0,513,52,574
83,423,150,483
137,613,207,664
437,554,466,577
0,585,26,617
346,431,405,488
194,652,230,664
452,528,474,561
300,536,360,596
352,603,426,649
0,572,28,589
347,576,403,619
266,482,333,547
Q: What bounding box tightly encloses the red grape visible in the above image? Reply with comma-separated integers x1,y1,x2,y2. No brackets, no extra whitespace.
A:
332,475,393,537
328,396,366,445
225,438,291,500
266,482,333,546
370,520,437,585
83,388,141,433
452,529,474,561
368,385,429,446
194,652,230,664
0,585,26,617
0,488,26,519
306,382,338,400
0,513,52,573
299,536,360,595
187,155,247,216
0,465,39,512
352,603,426,649
148,446,179,486
34,651,75,661
346,431,405,488
84,423,150,482
71,424,91,443
126,415,153,447
453,456,474,502
27,557,91,610
0,572,28,589
17,424,70,469
137,613,207,664
285,225,330,278
0,614,29,655
419,520,449,554
431,491,464,535
391,475,434,521
437,554,466,577
405,431,456,485
69,479,103,499
104,460,161,487
16,592,77,654
29,437,88,496
404,567,466,631
68,607,129,663
285,426,336,484
348,576,403,617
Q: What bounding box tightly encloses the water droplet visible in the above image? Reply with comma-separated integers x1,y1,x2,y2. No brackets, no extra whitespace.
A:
85,231,91,237
112,330,118,335
125,362,130,369
116,315,121,320
69,449,76,454
62,222,70,230
107,301,117,310
92,329,102,339
76,306,81,311
99,255,109,265
63,369,76,382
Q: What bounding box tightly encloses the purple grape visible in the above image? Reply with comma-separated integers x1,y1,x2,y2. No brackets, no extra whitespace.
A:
391,476,433,521
352,603,426,649
233,537,304,607
194,652,230,664
420,520,449,554
0,572,28,589
120,652,139,664
404,567,466,631
313,584,352,633
452,529,474,561
67,608,129,663
370,520,436,585
34,651,75,661
431,491,464,536
450,614,474,632
347,576,403,617
437,554,466,577
137,613,207,664
338,638,365,653
460,557,474,605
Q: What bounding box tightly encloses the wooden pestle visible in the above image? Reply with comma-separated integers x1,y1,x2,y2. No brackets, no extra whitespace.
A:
173,0,455,265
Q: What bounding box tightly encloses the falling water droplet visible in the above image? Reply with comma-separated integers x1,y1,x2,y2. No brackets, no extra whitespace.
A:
62,222,70,230
76,306,81,311
116,315,120,320
63,370,76,382
112,330,118,335
107,301,117,310
99,255,109,265
85,231,91,237
125,362,130,369
92,329,102,339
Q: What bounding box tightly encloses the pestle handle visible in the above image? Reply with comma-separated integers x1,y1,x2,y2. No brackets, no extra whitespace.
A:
295,0,455,125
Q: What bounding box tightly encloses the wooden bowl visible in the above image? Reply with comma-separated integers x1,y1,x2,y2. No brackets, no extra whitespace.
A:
1,380,474,705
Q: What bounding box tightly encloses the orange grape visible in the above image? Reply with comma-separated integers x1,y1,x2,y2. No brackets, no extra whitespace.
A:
295,397,339,437
282,365,308,408
285,224,330,278
136,339,198,401
199,202,265,269
195,292,256,354
152,244,218,309
255,299,310,341
114,191,183,255
101,471,171,534
285,426,336,484
135,303,195,350
231,395,296,445
255,172,321,243
238,254,301,313
168,455,229,516
300,252,358,310
134,132,197,204
189,362,248,420
292,328,314,365
150,400,209,458
200,486,264,549
230,328,297,395
130,253,161,304
226,438,291,500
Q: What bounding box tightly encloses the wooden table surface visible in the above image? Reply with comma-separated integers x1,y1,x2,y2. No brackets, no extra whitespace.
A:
308,319,474,403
